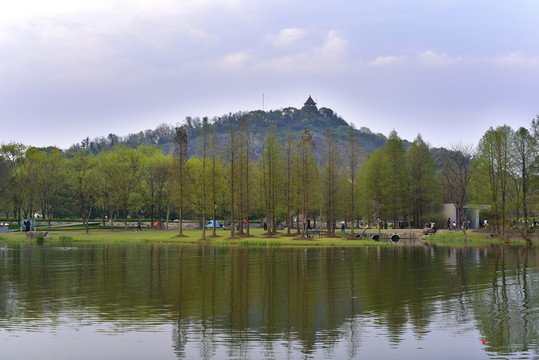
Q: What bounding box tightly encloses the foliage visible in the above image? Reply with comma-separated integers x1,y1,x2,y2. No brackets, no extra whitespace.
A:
2,107,538,234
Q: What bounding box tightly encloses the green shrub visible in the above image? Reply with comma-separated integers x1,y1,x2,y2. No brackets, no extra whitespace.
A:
36,235,45,245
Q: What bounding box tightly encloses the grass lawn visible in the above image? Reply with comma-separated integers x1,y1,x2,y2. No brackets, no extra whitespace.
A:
425,229,537,246
2,227,535,247
0,227,393,248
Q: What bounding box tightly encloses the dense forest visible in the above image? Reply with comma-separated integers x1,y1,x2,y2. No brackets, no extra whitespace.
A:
1,102,538,242
67,104,391,160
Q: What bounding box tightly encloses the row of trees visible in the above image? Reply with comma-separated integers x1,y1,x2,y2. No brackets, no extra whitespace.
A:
1,116,538,240
472,121,539,241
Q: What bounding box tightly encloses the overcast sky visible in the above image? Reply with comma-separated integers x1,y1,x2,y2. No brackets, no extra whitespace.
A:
1,0,538,150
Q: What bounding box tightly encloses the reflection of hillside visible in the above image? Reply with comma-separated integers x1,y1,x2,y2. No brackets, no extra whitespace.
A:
1,244,538,358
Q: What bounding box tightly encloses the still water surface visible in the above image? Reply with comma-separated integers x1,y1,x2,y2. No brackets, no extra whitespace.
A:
1,242,538,359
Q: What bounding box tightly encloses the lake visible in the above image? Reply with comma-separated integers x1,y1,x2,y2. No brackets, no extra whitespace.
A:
1,242,538,359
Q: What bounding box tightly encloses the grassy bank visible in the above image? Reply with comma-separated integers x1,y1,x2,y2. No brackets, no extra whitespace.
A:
425,229,537,246
2,228,535,247
1,228,391,248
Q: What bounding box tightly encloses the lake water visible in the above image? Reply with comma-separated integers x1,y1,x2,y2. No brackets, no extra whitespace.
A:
1,242,538,360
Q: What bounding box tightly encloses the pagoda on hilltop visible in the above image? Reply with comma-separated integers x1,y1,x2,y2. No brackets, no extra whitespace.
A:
303,95,317,108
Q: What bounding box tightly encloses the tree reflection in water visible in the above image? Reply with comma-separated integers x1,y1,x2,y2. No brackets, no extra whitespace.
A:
0,243,538,359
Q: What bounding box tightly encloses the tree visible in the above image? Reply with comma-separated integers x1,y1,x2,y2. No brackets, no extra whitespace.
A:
19,147,43,228
153,153,173,226
383,130,407,228
284,128,294,236
0,143,26,221
200,118,210,240
261,125,282,235
360,149,385,227
115,146,143,229
67,149,96,233
406,134,439,228
237,117,252,235
96,150,120,230
438,143,474,229
321,127,339,236
225,126,239,238
37,148,66,228
210,134,219,237
511,126,537,244
345,126,360,236
138,146,165,225
174,126,190,237
96,146,141,230
472,126,513,239
297,128,316,237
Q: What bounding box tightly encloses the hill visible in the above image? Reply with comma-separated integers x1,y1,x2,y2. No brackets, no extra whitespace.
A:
69,99,409,161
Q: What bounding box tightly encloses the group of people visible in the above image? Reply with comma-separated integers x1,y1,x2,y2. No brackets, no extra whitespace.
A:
447,218,472,230
231,219,247,231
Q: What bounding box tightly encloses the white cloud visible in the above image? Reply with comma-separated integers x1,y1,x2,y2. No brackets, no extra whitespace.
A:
492,52,539,68
369,55,407,66
0,0,245,25
266,28,307,47
418,50,462,66
256,30,348,73
218,51,251,69
317,30,346,57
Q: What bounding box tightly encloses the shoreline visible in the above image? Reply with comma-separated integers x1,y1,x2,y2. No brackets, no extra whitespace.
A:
1,228,537,247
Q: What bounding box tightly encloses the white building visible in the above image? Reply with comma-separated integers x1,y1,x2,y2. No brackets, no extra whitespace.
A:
441,203,485,229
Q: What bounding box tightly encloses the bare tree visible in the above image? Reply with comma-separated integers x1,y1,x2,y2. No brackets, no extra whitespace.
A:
210,134,219,237
345,126,360,237
511,126,537,244
225,126,239,238
322,127,338,236
284,128,293,236
261,125,281,235
297,128,316,237
174,126,189,237
201,118,209,240
438,143,474,228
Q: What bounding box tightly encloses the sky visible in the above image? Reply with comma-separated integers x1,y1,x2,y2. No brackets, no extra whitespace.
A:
1,0,539,150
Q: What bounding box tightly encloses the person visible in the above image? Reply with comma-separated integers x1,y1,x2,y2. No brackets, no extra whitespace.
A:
263,218,267,231
244,219,247,229
447,218,451,230
24,218,31,232
307,218,311,230
341,221,345,233
137,218,142,232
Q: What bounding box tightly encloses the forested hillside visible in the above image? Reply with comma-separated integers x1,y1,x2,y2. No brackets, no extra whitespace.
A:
68,103,392,160
2,101,536,241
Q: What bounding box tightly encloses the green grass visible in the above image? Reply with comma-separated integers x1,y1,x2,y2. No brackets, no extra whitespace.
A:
0,228,394,247
3,228,532,248
425,230,533,246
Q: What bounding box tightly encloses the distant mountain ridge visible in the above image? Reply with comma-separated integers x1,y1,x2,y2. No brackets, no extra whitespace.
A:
70,100,408,160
